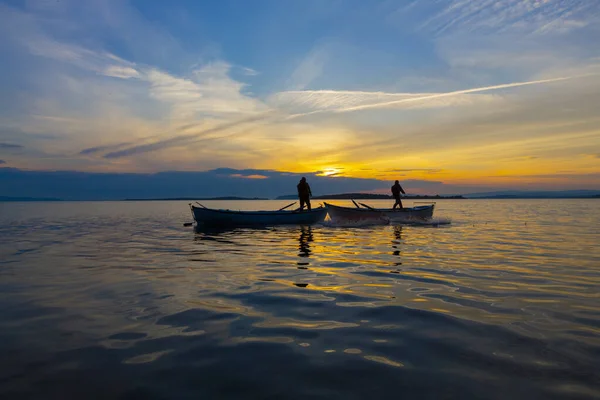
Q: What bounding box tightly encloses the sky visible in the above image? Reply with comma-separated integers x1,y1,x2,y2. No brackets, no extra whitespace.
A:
0,0,599,195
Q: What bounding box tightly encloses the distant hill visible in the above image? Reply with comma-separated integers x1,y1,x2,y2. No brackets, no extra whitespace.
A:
463,190,600,199
0,167,387,200
276,193,464,200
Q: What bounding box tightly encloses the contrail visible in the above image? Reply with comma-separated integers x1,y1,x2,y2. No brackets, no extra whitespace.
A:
286,74,593,119
92,73,595,158
338,75,579,112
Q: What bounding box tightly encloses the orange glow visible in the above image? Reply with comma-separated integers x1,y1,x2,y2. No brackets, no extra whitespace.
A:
230,174,269,179
316,167,344,177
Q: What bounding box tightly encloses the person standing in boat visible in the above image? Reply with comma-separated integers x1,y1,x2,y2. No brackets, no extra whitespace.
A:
391,180,406,210
297,177,312,211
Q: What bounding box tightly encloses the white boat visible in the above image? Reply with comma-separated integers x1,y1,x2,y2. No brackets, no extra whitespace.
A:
324,201,434,223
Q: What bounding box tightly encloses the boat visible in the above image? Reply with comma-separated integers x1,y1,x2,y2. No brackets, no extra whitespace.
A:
190,202,328,227
324,201,434,223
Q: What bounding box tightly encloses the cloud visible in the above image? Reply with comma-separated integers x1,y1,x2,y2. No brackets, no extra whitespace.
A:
386,168,444,174
240,67,259,76
23,32,138,78
1,0,599,191
418,0,598,36
0,5,272,162
103,112,275,159
488,172,600,180
0,160,5,165
79,143,132,155
71,0,188,65
270,89,500,113
7,166,556,199
104,66,140,79
144,62,269,120
276,74,588,120
230,174,269,179
330,75,585,113
0,143,24,149
286,45,328,90
297,71,600,180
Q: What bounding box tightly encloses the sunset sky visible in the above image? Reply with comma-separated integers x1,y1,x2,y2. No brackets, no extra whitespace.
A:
1,0,599,194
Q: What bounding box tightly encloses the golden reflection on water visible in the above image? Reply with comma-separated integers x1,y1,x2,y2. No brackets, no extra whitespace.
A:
2,200,599,398
2,199,600,352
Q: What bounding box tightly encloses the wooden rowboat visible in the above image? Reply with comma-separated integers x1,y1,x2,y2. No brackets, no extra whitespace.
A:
324,201,434,223
190,203,328,227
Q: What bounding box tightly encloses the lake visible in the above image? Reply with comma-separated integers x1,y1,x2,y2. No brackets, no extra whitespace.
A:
0,199,599,399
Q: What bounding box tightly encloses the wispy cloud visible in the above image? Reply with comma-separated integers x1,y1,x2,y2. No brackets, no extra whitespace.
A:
335,75,586,113
240,67,259,76
278,74,587,118
94,67,599,164
1,0,599,191
0,143,24,149
419,0,598,36
103,66,140,79
103,112,275,159
146,62,267,120
0,160,6,165
23,32,138,79
0,4,272,162
286,45,328,90
386,168,444,174
230,173,269,179
271,89,500,113
79,142,132,155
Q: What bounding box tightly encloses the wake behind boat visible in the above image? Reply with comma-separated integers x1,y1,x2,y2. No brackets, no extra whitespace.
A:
324,201,434,223
190,203,328,227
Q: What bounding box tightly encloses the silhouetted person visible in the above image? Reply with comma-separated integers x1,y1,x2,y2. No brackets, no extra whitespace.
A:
297,177,312,211
391,180,406,209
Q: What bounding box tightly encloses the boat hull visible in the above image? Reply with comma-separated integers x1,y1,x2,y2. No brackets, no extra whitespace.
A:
191,205,328,227
325,203,434,223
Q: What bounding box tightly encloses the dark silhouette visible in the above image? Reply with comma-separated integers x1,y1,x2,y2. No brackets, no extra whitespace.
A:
298,226,313,258
297,177,312,211
391,180,406,209
392,225,403,266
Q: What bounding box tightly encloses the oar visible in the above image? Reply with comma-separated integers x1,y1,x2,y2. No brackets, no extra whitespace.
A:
351,199,360,208
359,202,376,210
278,201,297,211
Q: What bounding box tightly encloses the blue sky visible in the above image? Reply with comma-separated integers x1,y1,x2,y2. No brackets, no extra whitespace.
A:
0,0,599,194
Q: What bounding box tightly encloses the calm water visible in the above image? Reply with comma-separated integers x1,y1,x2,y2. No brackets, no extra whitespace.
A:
0,199,599,399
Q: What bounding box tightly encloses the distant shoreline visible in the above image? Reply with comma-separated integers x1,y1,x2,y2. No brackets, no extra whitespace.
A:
1,196,599,202
275,193,465,200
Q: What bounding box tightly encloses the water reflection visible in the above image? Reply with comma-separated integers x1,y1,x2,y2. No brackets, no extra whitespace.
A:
298,226,313,258
297,226,313,269
1,200,600,399
193,224,238,237
392,225,402,266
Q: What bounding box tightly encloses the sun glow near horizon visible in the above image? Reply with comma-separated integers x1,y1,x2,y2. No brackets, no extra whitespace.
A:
1,1,599,193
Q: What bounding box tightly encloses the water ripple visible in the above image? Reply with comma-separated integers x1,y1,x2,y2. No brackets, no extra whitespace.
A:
0,199,599,399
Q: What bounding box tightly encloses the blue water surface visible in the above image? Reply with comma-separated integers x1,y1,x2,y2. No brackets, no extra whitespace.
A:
0,199,599,399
